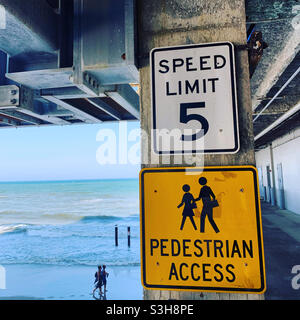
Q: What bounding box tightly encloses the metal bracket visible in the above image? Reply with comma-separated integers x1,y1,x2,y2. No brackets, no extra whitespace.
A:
0,85,20,108
19,86,70,125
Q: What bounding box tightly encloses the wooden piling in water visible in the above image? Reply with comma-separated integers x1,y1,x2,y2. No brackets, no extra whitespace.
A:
128,226,131,247
115,225,118,246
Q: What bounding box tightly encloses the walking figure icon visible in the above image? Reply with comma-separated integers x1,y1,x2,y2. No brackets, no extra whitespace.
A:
177,184,197,231
178,177,220,233
195,177,220,233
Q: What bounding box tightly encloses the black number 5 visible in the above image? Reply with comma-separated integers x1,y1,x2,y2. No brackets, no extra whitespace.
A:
180,102,209,141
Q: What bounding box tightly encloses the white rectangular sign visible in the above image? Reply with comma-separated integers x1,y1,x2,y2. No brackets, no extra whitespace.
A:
150,42,239,154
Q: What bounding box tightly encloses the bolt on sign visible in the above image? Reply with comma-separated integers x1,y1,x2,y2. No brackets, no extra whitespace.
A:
140,166,266,293
150,42,239,154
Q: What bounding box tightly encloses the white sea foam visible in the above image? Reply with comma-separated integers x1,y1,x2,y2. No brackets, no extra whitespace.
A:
0,224,28,235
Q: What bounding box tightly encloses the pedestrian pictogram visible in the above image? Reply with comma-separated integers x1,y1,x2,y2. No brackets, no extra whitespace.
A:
177,177,220,233
140,166,266,293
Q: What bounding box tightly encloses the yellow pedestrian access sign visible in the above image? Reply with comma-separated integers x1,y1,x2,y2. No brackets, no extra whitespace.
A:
140,166,266,294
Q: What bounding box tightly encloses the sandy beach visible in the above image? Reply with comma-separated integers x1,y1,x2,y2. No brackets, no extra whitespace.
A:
0,179,142,300
0,264,143,300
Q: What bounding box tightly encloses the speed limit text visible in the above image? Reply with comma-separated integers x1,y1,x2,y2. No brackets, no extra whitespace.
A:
158,55,226,96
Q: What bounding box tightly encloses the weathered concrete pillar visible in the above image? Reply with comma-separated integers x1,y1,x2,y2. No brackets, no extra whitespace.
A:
137,0,264,300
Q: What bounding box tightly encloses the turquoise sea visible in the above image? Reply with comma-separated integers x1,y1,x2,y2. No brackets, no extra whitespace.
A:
0,179,140,267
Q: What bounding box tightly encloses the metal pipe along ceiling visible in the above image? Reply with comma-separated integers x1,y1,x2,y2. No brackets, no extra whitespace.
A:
253,65,300,122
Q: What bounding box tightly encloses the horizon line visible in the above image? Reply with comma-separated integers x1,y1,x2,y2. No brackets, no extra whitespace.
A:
0,177,139,183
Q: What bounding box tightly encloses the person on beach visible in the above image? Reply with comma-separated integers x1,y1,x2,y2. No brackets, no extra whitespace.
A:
93,265,103,296
177,184,197,231
101,265,109,292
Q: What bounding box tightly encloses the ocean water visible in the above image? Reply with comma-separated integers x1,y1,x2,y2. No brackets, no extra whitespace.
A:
0,179,140,267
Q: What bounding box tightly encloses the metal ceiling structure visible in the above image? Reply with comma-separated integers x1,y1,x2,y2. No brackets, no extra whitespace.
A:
0,0,139,128
0,0,299,152
246,0,300,149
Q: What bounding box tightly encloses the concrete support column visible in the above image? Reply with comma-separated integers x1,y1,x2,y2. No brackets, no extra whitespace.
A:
137,0,263,300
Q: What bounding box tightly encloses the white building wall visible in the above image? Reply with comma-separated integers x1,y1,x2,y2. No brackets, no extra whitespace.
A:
255,127,300,214
255,145,272,202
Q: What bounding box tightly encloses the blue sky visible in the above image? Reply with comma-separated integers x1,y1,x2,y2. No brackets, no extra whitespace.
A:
0,121,140,181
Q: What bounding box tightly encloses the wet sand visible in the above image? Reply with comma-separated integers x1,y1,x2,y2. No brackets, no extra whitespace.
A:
0,264,143,300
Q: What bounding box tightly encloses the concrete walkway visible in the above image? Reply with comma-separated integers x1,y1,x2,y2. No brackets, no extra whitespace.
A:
261,201,300,299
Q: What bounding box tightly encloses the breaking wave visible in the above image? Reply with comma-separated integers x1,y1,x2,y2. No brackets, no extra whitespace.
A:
0,224,28,235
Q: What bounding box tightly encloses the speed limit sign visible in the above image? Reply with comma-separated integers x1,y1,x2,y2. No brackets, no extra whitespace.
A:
150,42,239,154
